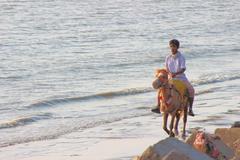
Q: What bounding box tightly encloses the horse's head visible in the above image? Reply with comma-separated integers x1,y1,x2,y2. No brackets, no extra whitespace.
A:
152,69,168,89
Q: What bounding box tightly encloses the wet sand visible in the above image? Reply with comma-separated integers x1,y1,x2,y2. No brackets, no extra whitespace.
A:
2,106,239,160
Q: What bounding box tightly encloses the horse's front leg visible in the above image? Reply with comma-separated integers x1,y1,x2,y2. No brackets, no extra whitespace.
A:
174,112,180,136
162,112,170,135
157,90,161,106
182,102,188,139
169,115,175,137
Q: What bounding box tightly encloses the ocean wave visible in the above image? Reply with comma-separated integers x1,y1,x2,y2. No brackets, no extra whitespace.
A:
26,72,240,109
192,72,240,86
27,87,153,108
195,87,221,96
0,111,151,148
0,113,53,129
0,72,32,81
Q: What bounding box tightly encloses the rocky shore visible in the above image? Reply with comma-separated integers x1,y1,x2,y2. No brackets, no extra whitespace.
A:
133,122,240,160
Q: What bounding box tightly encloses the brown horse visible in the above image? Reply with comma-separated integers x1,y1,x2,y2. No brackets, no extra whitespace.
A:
152,69,189,138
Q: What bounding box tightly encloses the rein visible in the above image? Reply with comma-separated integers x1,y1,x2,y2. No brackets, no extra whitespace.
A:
159,79,183,109
159,83,174,108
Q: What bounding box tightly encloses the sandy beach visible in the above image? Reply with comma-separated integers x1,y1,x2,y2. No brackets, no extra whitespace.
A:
1,106,239,160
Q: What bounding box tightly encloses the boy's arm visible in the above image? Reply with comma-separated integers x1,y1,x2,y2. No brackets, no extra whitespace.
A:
165,56,170,73
172,55,186,77
172,68,186,77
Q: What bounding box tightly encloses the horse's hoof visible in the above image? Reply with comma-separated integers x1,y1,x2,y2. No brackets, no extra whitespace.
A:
174,130,179,136
169,132,175,137
181,134,186,140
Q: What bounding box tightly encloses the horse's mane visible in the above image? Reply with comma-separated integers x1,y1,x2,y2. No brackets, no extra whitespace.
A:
155,69,167,77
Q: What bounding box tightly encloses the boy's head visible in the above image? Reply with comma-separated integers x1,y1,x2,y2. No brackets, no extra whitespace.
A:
169,39,180,48
169,39,180,55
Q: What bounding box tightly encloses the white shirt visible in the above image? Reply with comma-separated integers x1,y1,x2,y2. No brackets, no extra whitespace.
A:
165,51,188,81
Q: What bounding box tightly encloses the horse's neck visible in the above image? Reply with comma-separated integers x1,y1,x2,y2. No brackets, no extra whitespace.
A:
160,83,171,99
161,82,172,91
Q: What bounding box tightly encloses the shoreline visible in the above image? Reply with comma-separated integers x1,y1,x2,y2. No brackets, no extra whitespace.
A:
0,109,239,160
18,126,240,160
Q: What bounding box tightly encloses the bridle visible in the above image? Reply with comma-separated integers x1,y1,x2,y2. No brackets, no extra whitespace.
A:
156,73,168,88
156,73,182,109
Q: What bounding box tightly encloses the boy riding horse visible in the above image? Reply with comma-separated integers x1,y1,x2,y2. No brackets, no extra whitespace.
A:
152,39,195,116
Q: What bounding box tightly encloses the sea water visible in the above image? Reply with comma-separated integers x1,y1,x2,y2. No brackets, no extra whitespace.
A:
0,0,239,159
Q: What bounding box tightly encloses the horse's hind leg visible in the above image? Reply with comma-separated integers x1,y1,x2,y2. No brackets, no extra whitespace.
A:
163,113,170,135
169,115,175,137
182,104,188,138
174,112,180,136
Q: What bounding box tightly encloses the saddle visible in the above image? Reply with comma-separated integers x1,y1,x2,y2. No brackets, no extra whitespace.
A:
169,79,189,98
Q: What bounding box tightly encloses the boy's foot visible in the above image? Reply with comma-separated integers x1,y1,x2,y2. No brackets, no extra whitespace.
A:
188,110,195,116
151,106,161,114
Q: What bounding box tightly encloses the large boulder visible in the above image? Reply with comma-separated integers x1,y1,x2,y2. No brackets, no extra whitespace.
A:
186,131,198,145
136,137,214,160
231,121,240,128
215,128,240,157
162,150,192,160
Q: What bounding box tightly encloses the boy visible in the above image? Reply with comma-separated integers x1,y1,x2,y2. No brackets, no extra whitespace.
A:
165,39,195,116
152,39,195,116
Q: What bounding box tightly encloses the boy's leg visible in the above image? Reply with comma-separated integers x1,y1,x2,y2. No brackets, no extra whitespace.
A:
184,80,195,116
151,106,161,113
151,91,161,114
188,97,194,116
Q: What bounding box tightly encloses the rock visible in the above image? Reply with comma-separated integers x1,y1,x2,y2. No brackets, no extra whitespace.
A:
137,137,214,160
138,146,161,160
230,156,240,160
186,131,235,159
215,128,240,156
186,131,197,145
232,121,240,128
233,139,240,156
162,150,191,160
132,156,141,160
211,136,235,159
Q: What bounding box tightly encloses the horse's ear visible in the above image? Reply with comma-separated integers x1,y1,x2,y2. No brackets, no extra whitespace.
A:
155,69,167,77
